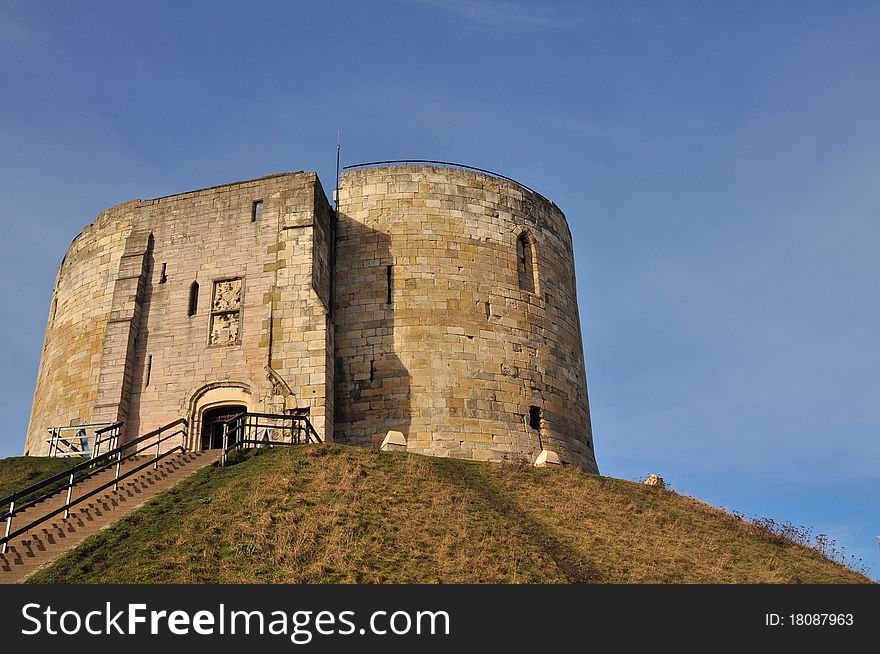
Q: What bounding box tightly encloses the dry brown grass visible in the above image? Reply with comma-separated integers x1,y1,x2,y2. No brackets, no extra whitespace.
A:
29,445,872,584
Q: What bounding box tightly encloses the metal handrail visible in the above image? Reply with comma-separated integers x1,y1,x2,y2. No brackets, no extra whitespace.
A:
46,422,119,458
342,159,542,197
3,419,183,510
1,418,188,553
8,424,123,510
2,447,185,552
93,422,121,456
219,412,322,467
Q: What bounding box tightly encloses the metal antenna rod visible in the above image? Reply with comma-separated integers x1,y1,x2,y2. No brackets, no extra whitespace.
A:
334,131,341,211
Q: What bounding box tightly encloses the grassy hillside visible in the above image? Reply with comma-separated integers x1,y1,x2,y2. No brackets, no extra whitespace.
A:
0,456,85,503
28,445,870,583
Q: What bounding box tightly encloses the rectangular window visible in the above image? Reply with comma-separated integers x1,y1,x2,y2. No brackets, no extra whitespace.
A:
209,278,243,345
252,200,263,222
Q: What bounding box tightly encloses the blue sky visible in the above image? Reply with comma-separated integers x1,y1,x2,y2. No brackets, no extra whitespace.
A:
0,1,877,579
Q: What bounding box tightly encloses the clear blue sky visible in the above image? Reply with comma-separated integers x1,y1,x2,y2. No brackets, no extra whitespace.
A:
1,1,877,579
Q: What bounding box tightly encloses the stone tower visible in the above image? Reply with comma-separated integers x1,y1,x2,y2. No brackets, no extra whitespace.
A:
24,163,597,473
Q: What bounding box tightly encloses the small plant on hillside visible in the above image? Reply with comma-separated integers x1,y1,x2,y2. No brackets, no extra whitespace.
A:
501,452,532,470
730,512,869,577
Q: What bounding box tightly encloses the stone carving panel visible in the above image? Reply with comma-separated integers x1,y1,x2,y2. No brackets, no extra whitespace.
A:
210,312,240,345
210,278,242,345
211,279,242,312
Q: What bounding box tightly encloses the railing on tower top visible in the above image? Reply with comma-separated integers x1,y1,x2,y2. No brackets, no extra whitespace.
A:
220,412,322,467
341,159,542,197
1,418,188,554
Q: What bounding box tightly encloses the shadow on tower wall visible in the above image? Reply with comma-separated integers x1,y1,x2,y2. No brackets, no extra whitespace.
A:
333,213,412,447
123,232,157,442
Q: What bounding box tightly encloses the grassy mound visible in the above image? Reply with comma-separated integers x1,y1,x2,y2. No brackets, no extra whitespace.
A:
28,445,870,583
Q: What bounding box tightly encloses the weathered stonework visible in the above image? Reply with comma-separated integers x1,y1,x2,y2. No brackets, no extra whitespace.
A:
24,164,597,473
334,166,596,472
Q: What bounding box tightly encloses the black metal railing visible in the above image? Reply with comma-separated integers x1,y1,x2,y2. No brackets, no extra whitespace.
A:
92,423,122,458
1,418,188,554
342,159,541,196
220,412,322,466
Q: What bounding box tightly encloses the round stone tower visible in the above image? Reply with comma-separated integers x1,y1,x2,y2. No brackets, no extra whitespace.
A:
334,164,597,472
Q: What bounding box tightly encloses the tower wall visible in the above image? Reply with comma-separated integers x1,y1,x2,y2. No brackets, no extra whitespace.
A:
25,172,335,453
24,206,136,455
335,165,596,472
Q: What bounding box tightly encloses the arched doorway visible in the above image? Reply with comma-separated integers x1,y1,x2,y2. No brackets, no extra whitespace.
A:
200,405,246,450
187,381,256,451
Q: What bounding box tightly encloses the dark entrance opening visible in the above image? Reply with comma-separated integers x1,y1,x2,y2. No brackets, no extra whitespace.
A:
200,405,245,450
528,405,541,431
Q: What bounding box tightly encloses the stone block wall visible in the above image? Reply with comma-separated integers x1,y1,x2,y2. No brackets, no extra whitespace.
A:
334,165,596,472
25,172,334,453
24,204,137,455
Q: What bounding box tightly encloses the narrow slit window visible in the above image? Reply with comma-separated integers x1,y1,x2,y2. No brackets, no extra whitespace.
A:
145,355,153,388
386,265,393,304
252,200,263,222
188,281,199,317
517,232,537,294
159,263,167,284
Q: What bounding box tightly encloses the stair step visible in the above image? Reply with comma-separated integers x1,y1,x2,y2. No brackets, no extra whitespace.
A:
1,448,220,583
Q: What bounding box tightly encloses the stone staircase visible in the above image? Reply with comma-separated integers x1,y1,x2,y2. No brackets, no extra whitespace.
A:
0,450,221,583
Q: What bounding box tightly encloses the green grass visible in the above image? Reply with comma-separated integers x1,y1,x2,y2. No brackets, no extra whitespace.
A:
28,445,871,584
0,456,85,505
